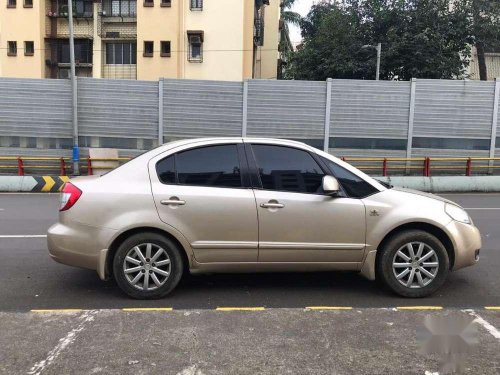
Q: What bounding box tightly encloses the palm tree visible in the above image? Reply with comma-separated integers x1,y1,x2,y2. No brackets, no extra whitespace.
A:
279,0,300,78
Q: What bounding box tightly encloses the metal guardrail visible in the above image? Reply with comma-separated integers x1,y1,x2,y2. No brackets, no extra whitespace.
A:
341,157,500,176
0,157,131,176
1,156,499,177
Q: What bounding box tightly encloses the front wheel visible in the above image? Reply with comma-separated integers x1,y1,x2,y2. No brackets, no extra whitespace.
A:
113,232,184,299
376,230,450,298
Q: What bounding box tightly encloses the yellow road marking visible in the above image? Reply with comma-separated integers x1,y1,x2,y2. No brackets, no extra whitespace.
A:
31,309,82,313
42,176,55,192
485,307,500,310
397,306,443,310
306,306,353,310
122,308,173,312
216,307,265,311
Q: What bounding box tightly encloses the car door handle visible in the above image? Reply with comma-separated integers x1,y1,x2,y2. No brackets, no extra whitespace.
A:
161,198,186,206
260,202,285,209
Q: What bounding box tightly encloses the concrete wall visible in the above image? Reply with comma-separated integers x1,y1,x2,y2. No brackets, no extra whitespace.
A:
0,0,46,78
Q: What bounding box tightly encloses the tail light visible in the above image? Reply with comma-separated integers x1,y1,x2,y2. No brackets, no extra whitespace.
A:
60,182,82,211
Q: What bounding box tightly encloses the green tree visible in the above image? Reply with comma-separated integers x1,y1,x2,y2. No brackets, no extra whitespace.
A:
286,0,473,80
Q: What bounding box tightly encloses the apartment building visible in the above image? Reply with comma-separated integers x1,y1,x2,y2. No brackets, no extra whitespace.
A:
0,0,281,81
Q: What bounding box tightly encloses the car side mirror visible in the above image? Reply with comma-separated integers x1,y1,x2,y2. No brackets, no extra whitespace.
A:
322,175,340,196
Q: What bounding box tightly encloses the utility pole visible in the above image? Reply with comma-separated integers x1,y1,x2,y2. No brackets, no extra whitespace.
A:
376,42,381,81
68,0,79,175
361,43,382,80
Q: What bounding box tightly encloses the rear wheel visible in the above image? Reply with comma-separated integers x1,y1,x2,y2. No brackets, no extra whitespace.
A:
376,230,449,298
113,232,184,299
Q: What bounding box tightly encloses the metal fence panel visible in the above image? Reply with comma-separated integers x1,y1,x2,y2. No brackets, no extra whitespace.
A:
330,80,411,139
163,79,243,139
413,80,496,138
78,78,158,139
246,80,326,140
0,77,72,138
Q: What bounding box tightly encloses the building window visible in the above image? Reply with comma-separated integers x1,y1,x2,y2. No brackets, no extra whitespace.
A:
160,41,171,57
143,41,153,57
57,39,93,64
74,0,93,17
23,0,33,8
102,0,137,17
7,41,17,56
24,41,34,56
190,0,202,10
143,0,153,6
7,0,16,8
105,42,137,64
187,31,203,62
160,0,171,7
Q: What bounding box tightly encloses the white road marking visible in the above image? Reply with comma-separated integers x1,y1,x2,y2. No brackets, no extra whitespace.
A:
0,235,47,238
27,310,98,375
465,310,500,340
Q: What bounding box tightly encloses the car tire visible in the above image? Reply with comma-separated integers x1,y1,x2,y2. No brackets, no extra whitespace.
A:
113,232,184,299
376,230,450,298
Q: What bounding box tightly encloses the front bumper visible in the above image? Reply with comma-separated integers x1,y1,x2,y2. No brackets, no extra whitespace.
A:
47,220,117,280
446,220,481,270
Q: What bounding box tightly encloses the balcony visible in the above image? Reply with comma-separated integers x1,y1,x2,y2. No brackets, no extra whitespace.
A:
98,1,137,39
46,0,94,39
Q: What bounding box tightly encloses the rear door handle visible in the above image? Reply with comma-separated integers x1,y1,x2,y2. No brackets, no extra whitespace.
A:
260,202,285,209
161,198,186,206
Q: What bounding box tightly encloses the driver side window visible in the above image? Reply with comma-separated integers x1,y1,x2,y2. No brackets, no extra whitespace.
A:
251,144,326,194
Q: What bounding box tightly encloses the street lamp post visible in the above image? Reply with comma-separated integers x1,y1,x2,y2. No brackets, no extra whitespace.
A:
68,0,79,175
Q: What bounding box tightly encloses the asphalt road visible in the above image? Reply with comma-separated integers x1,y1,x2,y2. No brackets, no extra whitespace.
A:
0,193,499,311
1,193,500,375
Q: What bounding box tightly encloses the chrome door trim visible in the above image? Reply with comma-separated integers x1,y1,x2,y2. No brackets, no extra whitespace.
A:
259,242,366,250
161,199,186,206
191,241,258,249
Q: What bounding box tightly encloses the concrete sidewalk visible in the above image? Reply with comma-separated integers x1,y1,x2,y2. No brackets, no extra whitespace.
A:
2,308,499,374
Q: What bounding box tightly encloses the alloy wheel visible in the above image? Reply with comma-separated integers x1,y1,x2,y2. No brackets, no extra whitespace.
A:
392,242,439,289
123,243,171,291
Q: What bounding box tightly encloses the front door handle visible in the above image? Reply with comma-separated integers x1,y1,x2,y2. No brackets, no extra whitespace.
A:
260,201,285,209
161,197,186,206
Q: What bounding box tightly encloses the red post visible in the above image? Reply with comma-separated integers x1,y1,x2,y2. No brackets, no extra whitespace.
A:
423,157,430,177
382,158,387,177
87,157,93,176
341,157,346,161
60,158,66,176
17,158,24,176
466,158,472,176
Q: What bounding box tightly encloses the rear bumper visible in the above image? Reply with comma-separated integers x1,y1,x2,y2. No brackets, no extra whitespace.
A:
446,221,481,271
47,220,116,280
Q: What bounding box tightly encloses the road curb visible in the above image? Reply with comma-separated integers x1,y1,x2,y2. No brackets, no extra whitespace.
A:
0,176,69,192
376,176,500,193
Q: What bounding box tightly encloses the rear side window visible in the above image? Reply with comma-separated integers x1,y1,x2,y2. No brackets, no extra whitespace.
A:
252,144,325,194
156,144,242,188
321,157,378,198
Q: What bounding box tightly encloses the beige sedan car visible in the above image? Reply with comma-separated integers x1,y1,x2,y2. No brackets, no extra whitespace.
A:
48,138,481,299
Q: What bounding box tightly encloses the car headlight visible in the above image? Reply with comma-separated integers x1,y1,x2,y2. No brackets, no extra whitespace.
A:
445,203,472,225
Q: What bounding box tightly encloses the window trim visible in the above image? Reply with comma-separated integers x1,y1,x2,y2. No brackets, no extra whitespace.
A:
155,143,250,189
143,40,154,57
23,0,32,8
143,0,153,7
7,41,17,56
187,31,203,62
246,143,344,197
24,41,34,56
160,0,171,7
7,0,16,8
160,40,171,57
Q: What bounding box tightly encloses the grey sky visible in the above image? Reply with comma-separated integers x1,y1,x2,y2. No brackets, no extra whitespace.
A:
289,0,315,45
